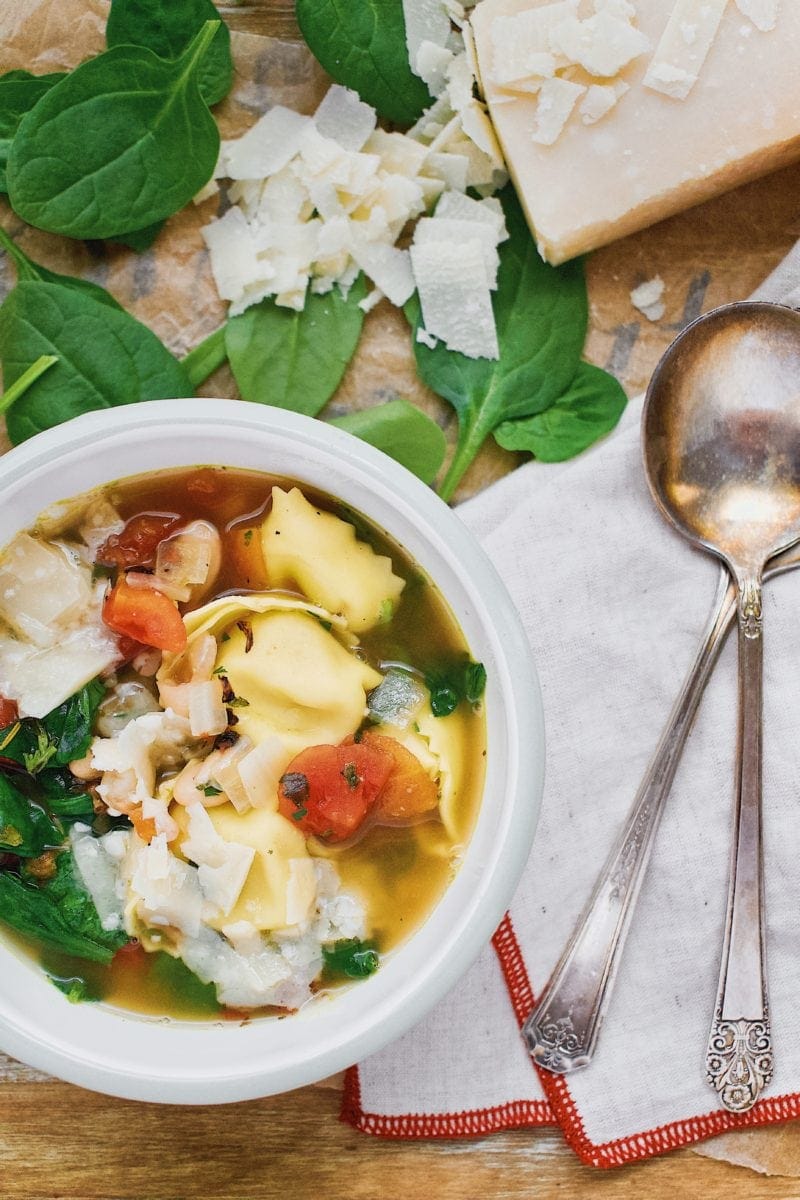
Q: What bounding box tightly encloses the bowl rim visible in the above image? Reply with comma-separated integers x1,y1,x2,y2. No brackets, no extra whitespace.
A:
0,399,544,1103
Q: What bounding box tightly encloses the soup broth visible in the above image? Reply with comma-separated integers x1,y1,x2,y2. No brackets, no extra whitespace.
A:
0,468,485,1019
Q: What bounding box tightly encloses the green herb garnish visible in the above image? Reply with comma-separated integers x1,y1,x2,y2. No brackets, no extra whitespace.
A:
198,781,223,797
322,938,380,979
342,762,359,790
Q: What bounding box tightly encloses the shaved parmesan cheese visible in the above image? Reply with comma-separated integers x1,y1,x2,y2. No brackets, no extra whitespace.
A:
460,101,504,163
313,84,376,151
201,208,273,302
734,0,779,31
403,0,451,67
221,106,310,180
350,242,415,307
446,53,476,111
182,803,255,919
435,191,508,241
643,0,727,100
550,10,651,77
579,79,629,124
416,326,439,349
410,240,499,359
531,77,587,145
490,2,578,87
358,287,384,313
415,216,501,287
422,150,470,191
630,275,666,320
415,40,454,95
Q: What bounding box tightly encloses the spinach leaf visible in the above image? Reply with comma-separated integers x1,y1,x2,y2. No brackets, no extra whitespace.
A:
50,974,98,1003
0,226,124,310
182,325,228,389
0,774,62,857
330,399,446,484
407,186,588,501
150,951,220,1013
322,937,380,979
0,70,65,192
106,0,233,107
41,678,106,766
425,658,486,718
225,276,367,415
0,852,127,963
0,354,57,417
0,279,193,443
7,22,221,240
495,361,628,463
38,771,95,821
295,0,432,126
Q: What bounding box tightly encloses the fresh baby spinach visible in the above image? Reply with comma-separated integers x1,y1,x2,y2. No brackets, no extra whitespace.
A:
41,679,106,767
425,659,486,718
225,276,367,415
407,186,588,501
0,354,57,418
330,399,446,484
495,361,627,463
106,0,233,107
0,774,62,857
7,22,221,241
0,852,127,963
0,70,65,192
0,279,193,443
322,937,379,979
295,0,433,126
0,226,123,311
182,325,228,389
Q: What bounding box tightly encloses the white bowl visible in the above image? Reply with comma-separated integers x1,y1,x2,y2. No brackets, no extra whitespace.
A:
0,399,543,1103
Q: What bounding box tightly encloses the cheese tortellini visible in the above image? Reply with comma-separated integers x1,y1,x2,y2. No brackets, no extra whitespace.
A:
262,487,406,632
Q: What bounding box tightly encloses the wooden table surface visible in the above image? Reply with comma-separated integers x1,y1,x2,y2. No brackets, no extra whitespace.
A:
4,3,800,1197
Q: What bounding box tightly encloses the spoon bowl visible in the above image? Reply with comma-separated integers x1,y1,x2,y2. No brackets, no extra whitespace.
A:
642,301,800,1114
643,302,800,581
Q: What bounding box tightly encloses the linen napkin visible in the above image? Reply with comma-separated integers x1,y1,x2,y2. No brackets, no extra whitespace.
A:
343,250,800,1166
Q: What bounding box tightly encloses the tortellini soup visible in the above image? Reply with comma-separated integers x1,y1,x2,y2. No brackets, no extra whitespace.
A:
0,468,486,1018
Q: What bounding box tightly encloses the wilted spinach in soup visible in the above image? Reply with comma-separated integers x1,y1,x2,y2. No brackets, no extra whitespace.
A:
0,468,486,1018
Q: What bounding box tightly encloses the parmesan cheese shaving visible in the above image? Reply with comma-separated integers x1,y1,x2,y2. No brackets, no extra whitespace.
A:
313,84,376,151
643,0,728,100
410,240,499,360
531,77,587,145
734,0,779,31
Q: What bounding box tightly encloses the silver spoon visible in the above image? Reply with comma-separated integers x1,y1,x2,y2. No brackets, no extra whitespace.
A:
523,546,800,1079
643,301,800,1112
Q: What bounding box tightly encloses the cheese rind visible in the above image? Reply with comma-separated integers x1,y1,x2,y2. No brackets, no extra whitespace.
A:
472,0,800,263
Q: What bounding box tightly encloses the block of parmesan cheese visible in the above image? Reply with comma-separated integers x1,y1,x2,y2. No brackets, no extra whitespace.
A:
471,0,800,263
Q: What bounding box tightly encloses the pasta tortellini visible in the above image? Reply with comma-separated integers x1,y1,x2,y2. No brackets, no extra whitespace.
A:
262,487,406,632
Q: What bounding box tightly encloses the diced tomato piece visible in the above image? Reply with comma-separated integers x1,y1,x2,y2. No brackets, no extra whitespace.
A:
96,513,183,569
0,697,18,728
113,940,148,971
278,743,393,842
354,730,439,821
103,578,187,654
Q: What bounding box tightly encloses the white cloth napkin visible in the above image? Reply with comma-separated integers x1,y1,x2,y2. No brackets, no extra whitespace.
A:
347,252,800,1164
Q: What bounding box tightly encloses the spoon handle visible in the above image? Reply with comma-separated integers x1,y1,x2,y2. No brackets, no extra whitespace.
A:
705,578,772,1113
523,564,735,1073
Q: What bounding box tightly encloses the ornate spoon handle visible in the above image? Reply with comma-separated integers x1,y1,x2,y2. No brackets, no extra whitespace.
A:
705,575,772,1113
523,563,736,1073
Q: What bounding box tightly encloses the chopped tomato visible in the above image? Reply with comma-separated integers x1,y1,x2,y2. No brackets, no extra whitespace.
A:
113,940,148,972
278,743,393,842
129,805,158,843
103,578,187,654
0,697,18,728
96,512,183,569
354,731,439,821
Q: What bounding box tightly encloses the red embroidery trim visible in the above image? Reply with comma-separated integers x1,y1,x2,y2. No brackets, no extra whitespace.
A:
341,911,800,1163
341,1062,553,1138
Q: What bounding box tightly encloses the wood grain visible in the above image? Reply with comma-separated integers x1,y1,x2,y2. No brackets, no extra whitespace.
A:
1,4,800,1197
2,1081,800,1200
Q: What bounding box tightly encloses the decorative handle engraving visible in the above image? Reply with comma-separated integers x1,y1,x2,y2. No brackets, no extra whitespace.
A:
705,573,770,1114
706,1013,773,1113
